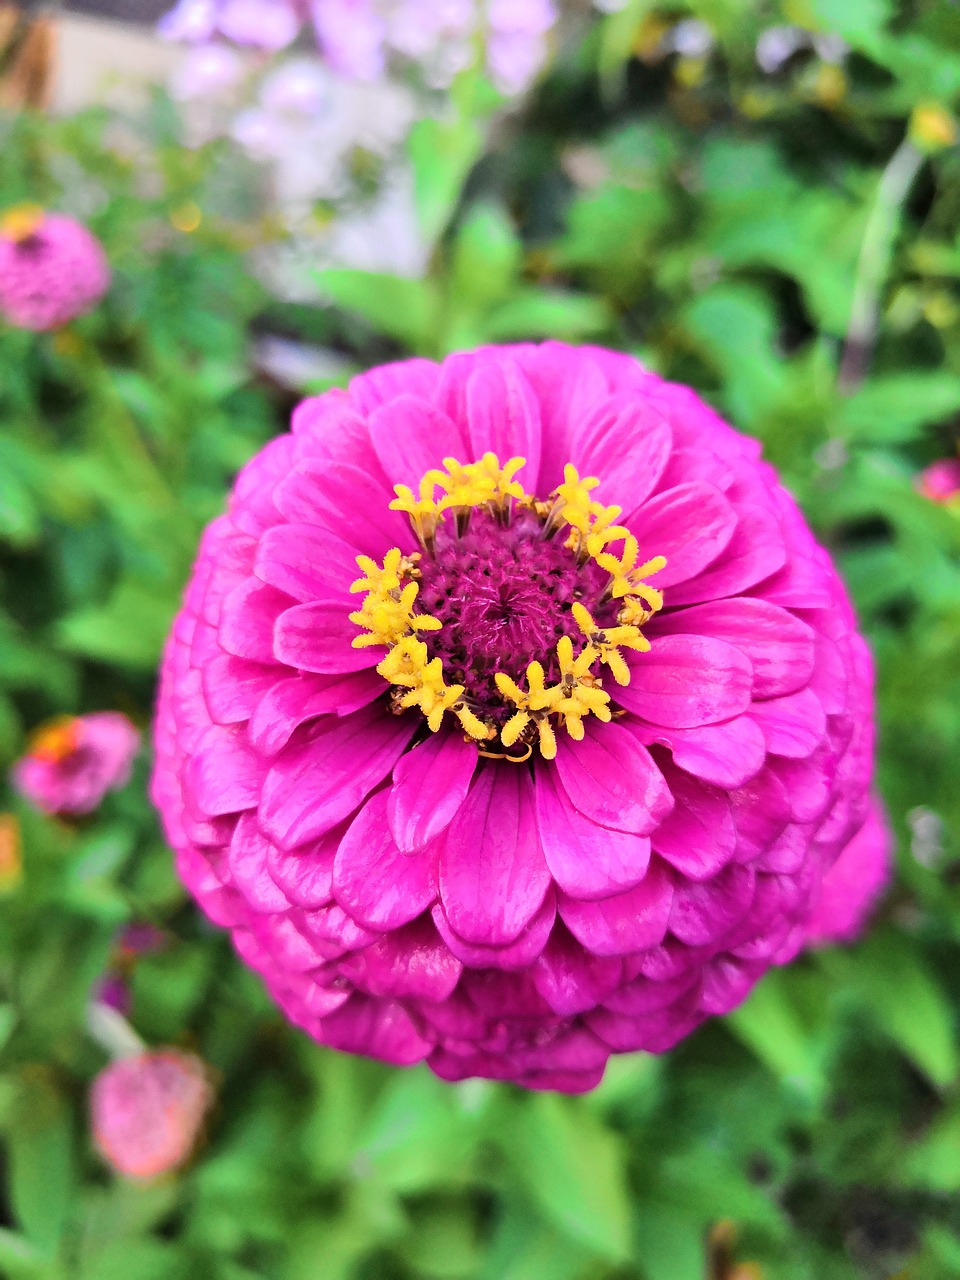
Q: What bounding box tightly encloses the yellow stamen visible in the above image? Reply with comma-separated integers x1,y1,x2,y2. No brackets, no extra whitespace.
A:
349,452,667,757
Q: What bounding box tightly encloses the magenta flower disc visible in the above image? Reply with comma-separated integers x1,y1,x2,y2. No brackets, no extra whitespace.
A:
152,343,889,1092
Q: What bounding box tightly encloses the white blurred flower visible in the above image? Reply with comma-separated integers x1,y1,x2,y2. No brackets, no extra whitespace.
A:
171,42,246,101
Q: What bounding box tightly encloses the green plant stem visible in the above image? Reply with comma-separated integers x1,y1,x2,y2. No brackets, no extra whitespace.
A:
839,137,926,394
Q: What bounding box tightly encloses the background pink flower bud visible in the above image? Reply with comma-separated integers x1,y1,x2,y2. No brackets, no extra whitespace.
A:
917,456,960,505
13,712,140,817
0,208,110,332
91,1050,214,1180
151,342,888,1092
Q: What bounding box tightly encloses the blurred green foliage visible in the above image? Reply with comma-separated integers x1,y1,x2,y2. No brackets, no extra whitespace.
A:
2,1,960,1277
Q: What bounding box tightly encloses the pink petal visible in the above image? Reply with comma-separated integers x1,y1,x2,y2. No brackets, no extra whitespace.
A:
273,460,409,554
218,579,292,664
558,862,674,957
650,763,737,881
729,767,792,862
348,357,442,416
532,928,623,1016
666,504,787,606
554,722,673,835
438,766,551,946
274,601,381,674
254,524,359,603
536,768,651,901
184,724,261,817
573,395,672,514
247,670,383,757
619,635,753,728
201,655,279,726
652,597,815,698
266,829,338,907
632,717,766,789
300,903,378,951
750,688,826,758
431,891,556,970
228,813,291,912
333,791,438,930
319,995,433,1066
668,862,756,947
358,917,463,1002
466,360,542,480
388,730,477,853
368,395,466,487
626,483,736,587
259,705,416,849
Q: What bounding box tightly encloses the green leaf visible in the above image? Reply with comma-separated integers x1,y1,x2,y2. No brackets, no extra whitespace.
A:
8,1073,75,1256
408,114,483,246
832,931,959,1088
831,373,960,443
726,968,827,1101
481,290,611,343
314,269,440,353
508,1094,632,1262
451,204,520,310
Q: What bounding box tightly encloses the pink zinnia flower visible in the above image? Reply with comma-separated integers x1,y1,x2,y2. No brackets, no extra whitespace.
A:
0,207,110,332
91,1050,214,1179
14,712,140,817
917,456,960,506
152,342,889,1092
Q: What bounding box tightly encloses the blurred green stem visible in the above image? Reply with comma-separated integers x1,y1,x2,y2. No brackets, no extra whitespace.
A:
839,138,925,394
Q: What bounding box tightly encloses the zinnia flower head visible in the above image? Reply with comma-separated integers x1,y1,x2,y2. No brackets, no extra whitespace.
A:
91,1050,214,1179
0,206,110,332
152,342,889,1092
14,712,140,817
917,456,960,507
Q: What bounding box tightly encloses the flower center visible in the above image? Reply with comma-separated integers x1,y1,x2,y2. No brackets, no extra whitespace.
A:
350,454,665,760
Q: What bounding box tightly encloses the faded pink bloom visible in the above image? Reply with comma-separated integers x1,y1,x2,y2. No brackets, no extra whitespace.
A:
91,1050,214,1180
917,456,960,505
13,713,139,817
0,208,110,332
152,342,887,1093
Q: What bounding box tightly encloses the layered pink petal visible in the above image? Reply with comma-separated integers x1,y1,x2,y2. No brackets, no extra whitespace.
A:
619,635,753,728
439,767,550,947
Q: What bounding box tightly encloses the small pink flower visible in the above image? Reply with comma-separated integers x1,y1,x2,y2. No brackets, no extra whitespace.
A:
917,456,960,506
152,342,888,1092
0,207,110,332
91,1050,214,1180
13,712,139,817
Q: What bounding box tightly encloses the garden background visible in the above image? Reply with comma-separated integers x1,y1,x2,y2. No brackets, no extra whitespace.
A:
2,0,960,1276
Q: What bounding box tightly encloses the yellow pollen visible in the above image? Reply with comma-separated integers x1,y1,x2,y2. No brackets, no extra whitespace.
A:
349,452,666,758
0,203,44,244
